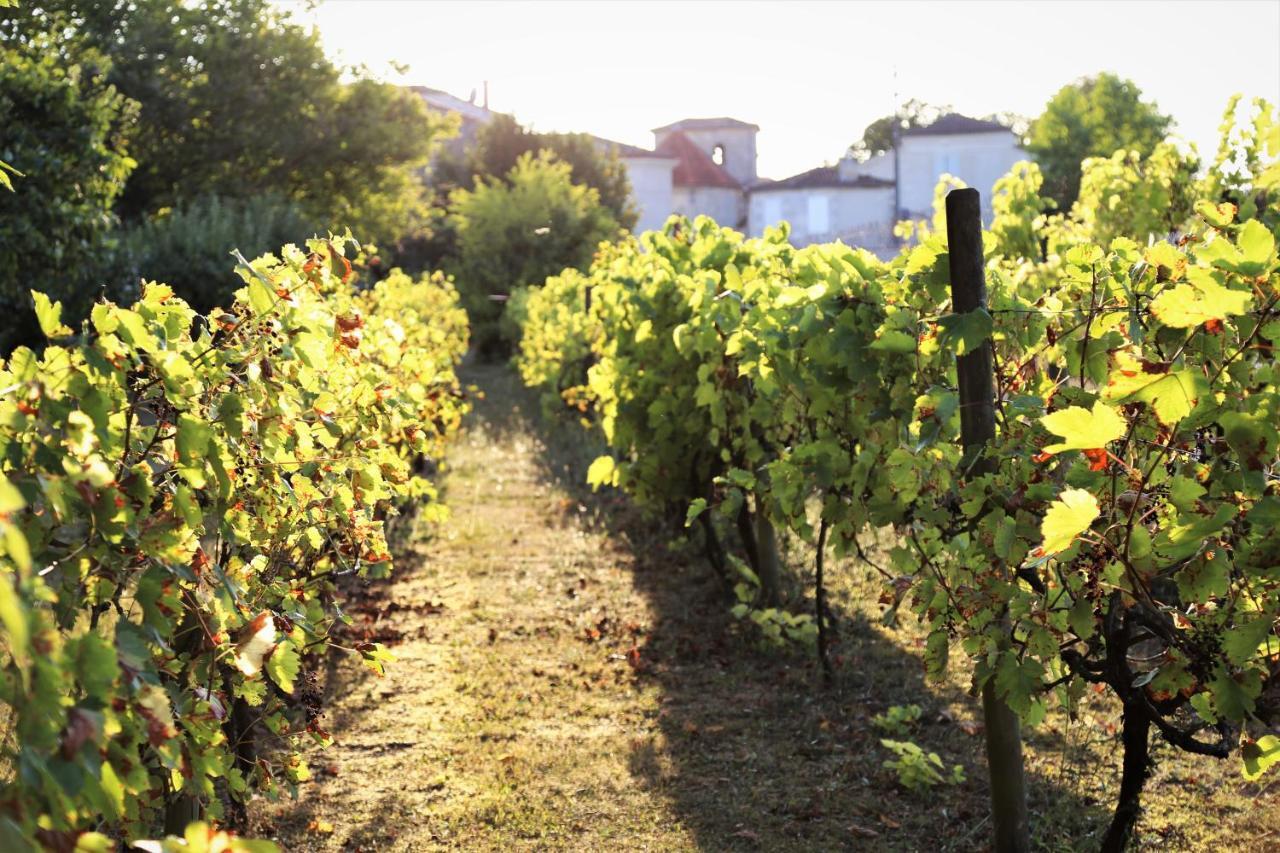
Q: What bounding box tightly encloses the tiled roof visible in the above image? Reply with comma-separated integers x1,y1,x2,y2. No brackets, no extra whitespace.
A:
410,85,495,122
592,136,674,160
652,117,760,134
751,165,894,192
654,131,741,189
903,113,1010,137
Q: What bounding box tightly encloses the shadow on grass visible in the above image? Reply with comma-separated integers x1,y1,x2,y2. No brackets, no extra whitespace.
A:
462,360,1117,851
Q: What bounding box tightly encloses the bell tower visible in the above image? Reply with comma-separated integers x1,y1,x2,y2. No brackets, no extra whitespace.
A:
652,118,759,186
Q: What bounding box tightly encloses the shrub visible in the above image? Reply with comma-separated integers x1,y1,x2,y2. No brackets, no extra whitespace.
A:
449,151,619,355
119,194,315,313
0,31,135,351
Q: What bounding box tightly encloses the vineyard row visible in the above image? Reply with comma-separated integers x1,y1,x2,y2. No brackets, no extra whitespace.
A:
0,239,470,850
514,100,1280,848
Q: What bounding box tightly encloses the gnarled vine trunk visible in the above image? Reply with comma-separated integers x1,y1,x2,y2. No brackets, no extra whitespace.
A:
1100,695,1152,852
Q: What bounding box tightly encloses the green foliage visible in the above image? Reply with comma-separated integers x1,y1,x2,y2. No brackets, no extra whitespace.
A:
118,194,315,314
450,152,619,353
3,0,446,244
872,704,923,736
880,739,965,792
516,99,1280,790
0,159,19,191
0,25,136,351
462,114,637,229
0,239,468,845
849,99,950,160
1027,72,1173,210
1243,735,1280,781
1063,143,1200,247
988,162,1053,260
725,555,817,647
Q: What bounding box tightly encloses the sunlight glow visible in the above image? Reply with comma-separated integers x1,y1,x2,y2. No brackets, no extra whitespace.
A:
283,1,1279,179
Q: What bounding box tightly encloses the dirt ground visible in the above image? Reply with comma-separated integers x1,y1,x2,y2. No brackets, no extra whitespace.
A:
250,363,1279,851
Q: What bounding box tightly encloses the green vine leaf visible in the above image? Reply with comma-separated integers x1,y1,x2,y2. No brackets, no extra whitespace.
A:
31,291,73,338
266,641,301,695
1243,735,1280,781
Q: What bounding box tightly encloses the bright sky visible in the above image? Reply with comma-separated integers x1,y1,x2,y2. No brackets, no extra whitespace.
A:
277,0,1280,180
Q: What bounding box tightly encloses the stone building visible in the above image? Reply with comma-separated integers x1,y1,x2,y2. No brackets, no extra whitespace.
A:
414,87,1026,256
615,112,1024,255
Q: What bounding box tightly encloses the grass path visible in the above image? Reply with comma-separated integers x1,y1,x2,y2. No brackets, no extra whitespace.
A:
252,363,1278,851
252,363,698,850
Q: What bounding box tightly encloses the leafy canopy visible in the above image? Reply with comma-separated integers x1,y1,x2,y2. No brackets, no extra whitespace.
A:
1027,72,1173,210
516,96,1280,790
449,151,620,352
3,0,447,243
0,24,136,351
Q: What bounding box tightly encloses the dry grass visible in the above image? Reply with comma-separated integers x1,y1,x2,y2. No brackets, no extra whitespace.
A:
250,363,1279,851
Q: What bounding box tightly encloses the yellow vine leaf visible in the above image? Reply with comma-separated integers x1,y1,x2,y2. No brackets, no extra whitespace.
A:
1039,488,1100,555
1040,401,1127,455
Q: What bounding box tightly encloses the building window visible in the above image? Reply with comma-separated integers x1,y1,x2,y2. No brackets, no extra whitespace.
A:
807,195,829,235
712,144,726,166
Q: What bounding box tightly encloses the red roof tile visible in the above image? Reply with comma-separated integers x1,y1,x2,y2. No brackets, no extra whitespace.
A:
655,131,741,190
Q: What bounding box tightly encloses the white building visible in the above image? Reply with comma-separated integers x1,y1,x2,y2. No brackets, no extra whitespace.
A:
748,113,1026,254
597,118,760,233
891,113,1028,223
749,166,897,255
414,87,1026,256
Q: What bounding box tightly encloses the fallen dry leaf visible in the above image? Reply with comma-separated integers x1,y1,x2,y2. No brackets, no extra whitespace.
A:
307,819,335,835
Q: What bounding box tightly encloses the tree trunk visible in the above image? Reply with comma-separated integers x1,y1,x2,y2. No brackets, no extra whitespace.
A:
981,672,1029,852
163,790,201,836
947,187,1029,851
1100,696,1152,852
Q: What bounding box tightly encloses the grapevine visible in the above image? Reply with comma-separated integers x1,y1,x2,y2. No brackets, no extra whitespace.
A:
0,239,468,848
517,98,1280,845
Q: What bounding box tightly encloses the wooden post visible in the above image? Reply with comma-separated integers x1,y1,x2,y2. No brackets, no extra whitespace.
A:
752,498,783,606
945,187,1030,853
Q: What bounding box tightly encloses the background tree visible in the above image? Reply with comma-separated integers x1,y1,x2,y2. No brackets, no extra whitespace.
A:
0,27,136,351
118,194,313,315
395,113,634,284
449,151,619,354
465,114,636,229
54,0,446,241
1027,72,1173,211
1,0,450,322
848,99,951,161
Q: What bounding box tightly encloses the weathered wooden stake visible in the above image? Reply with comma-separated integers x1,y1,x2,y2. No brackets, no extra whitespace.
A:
945,187,1030,853
752,496,783,607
